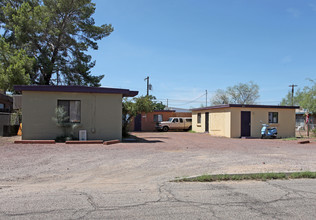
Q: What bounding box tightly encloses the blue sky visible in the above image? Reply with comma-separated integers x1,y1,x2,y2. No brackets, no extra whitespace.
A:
89,0,316,108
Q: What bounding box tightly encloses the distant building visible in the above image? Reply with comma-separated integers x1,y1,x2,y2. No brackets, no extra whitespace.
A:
0,93,13,113
164,107,191,113
130,110,192,132
296,108,316,127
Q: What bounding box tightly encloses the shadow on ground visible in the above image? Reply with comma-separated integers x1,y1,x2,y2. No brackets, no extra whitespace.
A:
122,134,166,143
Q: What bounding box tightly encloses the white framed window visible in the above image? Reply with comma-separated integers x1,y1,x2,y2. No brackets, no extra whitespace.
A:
57,100,81,123
268,112,278,123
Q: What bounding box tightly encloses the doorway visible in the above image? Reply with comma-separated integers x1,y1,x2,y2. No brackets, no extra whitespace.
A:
134,114,142,131
241,111,251,137
205,112,209,132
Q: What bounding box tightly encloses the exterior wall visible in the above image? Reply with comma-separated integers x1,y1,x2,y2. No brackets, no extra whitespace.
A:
22,91,123,141
230,107,296,138
192,108,231,137
192,111,205,133
210,111,231,137
129,111,192,132
193,107,296,138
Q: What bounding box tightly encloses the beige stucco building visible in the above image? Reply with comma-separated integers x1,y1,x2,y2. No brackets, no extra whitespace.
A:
14,85,138,141
192,104,299,138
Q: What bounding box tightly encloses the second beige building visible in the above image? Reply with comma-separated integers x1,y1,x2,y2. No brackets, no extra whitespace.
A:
192,104,299,138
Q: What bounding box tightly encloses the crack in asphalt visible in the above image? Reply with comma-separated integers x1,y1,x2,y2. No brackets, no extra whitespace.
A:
1,180,315,219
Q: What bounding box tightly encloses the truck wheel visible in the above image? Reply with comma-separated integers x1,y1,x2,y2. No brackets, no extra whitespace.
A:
188,126,192,131
162,126,169,132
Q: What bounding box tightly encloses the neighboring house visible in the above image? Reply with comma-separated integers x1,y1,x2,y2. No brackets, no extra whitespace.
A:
14,85,138,141
192,104,299,138
130,110,192,132
296,108,316,127
0,93,13,136
0,93,13,113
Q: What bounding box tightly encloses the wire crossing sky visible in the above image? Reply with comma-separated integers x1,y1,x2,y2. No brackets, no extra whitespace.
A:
89,0,316,108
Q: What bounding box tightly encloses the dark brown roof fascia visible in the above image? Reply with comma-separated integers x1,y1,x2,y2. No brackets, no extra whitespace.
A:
153,110,176,112
14,85,138,97
192,104,300,111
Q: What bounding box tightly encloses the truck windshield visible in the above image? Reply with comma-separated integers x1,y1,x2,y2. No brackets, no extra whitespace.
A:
168,118,173,122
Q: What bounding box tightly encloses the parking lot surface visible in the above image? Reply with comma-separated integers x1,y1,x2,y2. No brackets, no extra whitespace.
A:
1,132,316,219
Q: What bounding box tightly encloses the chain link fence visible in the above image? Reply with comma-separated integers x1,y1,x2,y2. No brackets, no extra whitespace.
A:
296,124,316,137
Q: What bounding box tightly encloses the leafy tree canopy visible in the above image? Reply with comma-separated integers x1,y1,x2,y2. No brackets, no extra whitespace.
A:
0,37,33,93
0,0,113,87
281,79,316,113
122,95,166,136
211,81,260,105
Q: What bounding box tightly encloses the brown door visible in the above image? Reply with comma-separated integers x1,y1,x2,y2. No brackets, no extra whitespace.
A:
134,114,142,131
241,111,251,137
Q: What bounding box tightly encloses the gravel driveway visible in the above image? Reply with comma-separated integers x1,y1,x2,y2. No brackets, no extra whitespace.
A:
0,132,315,219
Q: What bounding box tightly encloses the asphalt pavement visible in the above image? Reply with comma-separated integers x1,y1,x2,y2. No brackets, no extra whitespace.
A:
0,132,315,219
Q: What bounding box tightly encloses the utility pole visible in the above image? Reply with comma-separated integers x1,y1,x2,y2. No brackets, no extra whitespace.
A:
144,76,149,96
205,90,208,107
289,84,298,106
167,99,168,108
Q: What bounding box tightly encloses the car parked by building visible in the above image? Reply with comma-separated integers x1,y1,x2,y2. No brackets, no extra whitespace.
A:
156,117,192,132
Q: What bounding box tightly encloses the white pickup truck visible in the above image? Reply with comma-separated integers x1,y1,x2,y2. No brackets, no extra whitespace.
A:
156,117,192,132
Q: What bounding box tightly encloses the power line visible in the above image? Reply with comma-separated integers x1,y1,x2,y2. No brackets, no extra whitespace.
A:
158,92,207,107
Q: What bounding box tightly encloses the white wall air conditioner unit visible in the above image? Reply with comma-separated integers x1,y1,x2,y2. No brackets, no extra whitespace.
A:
79,130,87,141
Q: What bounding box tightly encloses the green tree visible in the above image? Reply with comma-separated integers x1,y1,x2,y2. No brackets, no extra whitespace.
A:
146,95,166,110
211,81,260,105
0,37,33,93
211,89,230,105
0,0,113,86
122,96,162,136
281,80,316,113
280,89,303,106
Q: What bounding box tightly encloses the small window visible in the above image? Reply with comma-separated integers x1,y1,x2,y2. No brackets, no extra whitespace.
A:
153,114,163,122
0,103,4,109
57,100,81,123
197,113,201,124
268,112,278,123
186,118,192,122
179,118,183,123
173,118,179,123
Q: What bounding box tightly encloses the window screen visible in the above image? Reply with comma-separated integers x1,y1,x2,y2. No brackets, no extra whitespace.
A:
268,112,278,123
57,100,81,123
197,113,201,124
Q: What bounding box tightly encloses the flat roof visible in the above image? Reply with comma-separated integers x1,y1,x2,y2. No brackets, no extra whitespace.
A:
14,85,138,97
192,104,300,111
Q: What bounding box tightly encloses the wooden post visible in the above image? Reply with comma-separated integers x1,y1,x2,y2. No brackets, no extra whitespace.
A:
307,120,310,137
